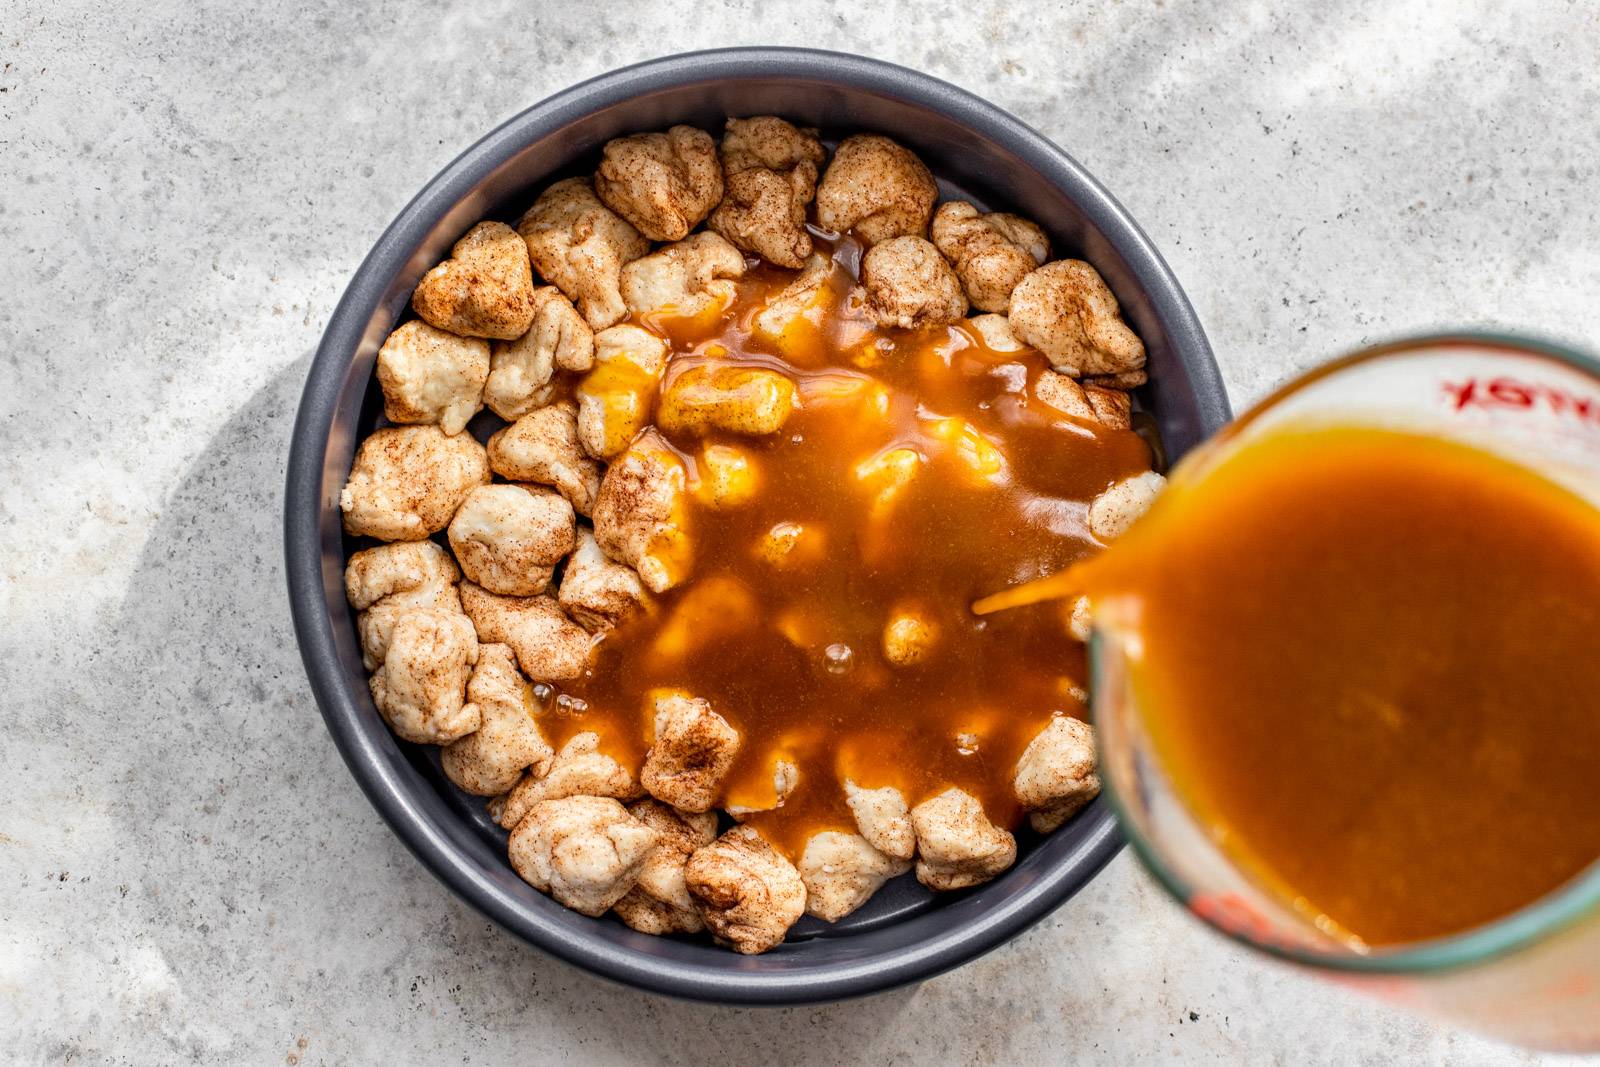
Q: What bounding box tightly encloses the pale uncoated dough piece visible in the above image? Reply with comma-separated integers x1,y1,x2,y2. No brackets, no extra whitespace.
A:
881,606,938,667
483,286,595,421
344,540,464,670
859,236,967,330
910,787,1018,891
691,443,761,510
928,417,1008,487
853,446,923,522
591,430,691,594
1013,715,1102,833
486,400,602,516
815,134,938,245
843,780,915,861
1088,470,1166,542
458,582,594,683
1008,259,1146,377
930,200,1049,314
374,320,490,436
611,800,719,936
752,520,826,570
1066,595,1093,643
411,220,539,340
965,312,1030,353
517,177,650,331
575,325,671,460
620,232,746,320
657,364,796,438
640,692,741,813
496,731,643,832
368,609,480,745
798,831,911,922
441,643,554,796
447,484,576,597
684,825,807,955
707,116,827,268
340,425,490,542
557,527,649,634
507,795,658,917
594,125,723,242
1034,370,1133,430
752,252,834,341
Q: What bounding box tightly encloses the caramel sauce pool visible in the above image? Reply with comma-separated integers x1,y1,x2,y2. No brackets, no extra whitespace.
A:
547,236,1152,856
1080,427,1600,946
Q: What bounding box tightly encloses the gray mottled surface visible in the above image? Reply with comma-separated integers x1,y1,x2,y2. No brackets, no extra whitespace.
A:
3,1,1596,1063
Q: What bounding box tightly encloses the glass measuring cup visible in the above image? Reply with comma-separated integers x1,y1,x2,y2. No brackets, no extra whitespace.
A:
1090,333,1600,1051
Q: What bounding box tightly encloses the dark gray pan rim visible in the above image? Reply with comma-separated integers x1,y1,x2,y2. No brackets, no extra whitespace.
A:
285,46,1230,1005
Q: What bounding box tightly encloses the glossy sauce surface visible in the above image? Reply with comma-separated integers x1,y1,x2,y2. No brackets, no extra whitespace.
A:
1082,427,1600,945
549,237,1153,856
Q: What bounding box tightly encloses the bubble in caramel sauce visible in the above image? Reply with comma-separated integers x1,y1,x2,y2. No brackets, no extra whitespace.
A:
823,643,855,675
545,234,1155,858
554,693,589,717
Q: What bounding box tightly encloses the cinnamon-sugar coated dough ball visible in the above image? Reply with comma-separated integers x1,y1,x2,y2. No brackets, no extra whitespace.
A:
517,177,649,331
482,287,594,421
1008,259,1146,377
1013,715,1102,833
815,134,938,245
708,116,827,268
684,826,807,954
799,831,910,922
931,200,1049,313
375,321,489,436
440,643,554,797
447,484,576,597
591,431,692,593
594,125,723,242
507,796,658,916
487,400,602,516
557,528,650,634
910,788,1017,891
619,232,746,320
411,220,538,340
459,582,594,683
368,609,480,745
611,800,719,935
639,692,741,813
344,540,464,670
340,426,489,542
859,236,967,329
496,731,642,833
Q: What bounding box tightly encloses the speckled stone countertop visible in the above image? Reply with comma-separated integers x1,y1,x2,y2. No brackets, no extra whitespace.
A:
4,2,1596,1063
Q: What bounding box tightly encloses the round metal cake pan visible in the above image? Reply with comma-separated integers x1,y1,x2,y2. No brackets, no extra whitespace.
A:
284,46,1230,1005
